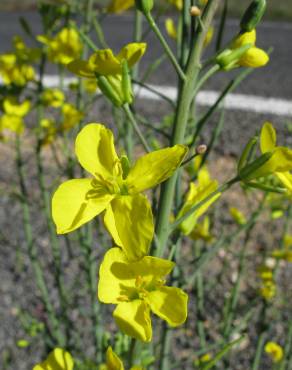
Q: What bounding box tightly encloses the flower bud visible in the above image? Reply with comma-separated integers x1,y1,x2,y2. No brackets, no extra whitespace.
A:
196,144,207,154
121,60,133,104
240,0,266,32
135,0,154,14
216,44,252,70
95,75,123,107
190,6,202,17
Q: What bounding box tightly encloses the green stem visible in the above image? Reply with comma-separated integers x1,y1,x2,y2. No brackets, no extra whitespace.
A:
154,0,221,258
144,12,186,81
123,103,151,152
78,226,102,363
252,331,267,370
93,16,108,48
192,64,220,100
195,243,207,349
190,67,253,147
15,136,65,346
185,198,265,290
279,320,292,370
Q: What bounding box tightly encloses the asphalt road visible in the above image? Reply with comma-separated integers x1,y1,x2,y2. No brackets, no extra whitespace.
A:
0,12,291,99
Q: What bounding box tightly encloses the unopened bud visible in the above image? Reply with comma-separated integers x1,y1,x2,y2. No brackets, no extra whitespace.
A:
190,6,202,17
216,44,252,70
135,0,154,14
196,144,207,154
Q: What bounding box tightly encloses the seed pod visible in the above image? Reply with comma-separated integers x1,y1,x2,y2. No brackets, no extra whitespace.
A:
240,0,266,32
135,0,154,14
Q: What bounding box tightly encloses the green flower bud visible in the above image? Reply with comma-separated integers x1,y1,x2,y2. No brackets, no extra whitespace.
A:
216,44,252,70
237,136,258,171
121,60,133,104
240,0,266,32
135,0,154,14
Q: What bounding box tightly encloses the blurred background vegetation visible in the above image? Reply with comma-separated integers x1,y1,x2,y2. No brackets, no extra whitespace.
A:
1,0,292,21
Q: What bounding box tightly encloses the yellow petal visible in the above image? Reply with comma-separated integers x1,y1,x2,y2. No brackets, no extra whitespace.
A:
98,247,134,304
104,194,153,261
126,145,188,193
89,49,121,75
117,43,147,67
114,300,152,342
52,179,113,234
276,172,292,192
1,114,24,134
251,147,292,179
3,97,30,117
37,35,52,45
67,59,94,78
147,286,188,326
178,180,221,235
239,47,269,68
165,18,178,40
75,123,120,178
232,30,256,48
106,347,124,370
260,122,277,153
108,0,134,13
33,348,74,370
98,248,174,303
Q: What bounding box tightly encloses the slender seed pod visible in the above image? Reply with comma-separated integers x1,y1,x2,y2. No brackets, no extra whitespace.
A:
240,0,266,32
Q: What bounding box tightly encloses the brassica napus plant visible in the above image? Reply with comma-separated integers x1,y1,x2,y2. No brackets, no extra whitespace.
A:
1,0,291,369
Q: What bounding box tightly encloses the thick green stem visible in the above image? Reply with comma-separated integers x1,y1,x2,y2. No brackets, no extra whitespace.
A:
154,0,221,258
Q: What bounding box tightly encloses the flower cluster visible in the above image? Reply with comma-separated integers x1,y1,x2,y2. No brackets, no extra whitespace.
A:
52,123,189,339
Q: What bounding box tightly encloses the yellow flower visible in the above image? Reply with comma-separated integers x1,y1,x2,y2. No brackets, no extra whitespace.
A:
37,28,83,65
271,236,292,262
259,280,276,300
52,123,187,261
40,118,57,145
177,165,220,235
189,216,213,242
33,348,74,370
83,78,99,94
61,103,83,130
99,346,144,370
108,0,134,13
13,35,41,63
165,18,178,40
194,353,212,366
98,248,188,342
264,342,284,363
232,29,269,68
229,207,246,225
167,0,182,10
0,97,31,134
68,43,146,78
68,43,146,106
260,122,292,192
41,89,65,108
0,53,35,86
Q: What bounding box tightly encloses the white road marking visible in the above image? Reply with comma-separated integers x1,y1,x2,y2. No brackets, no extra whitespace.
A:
138,84,292,117
34,75,292,117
